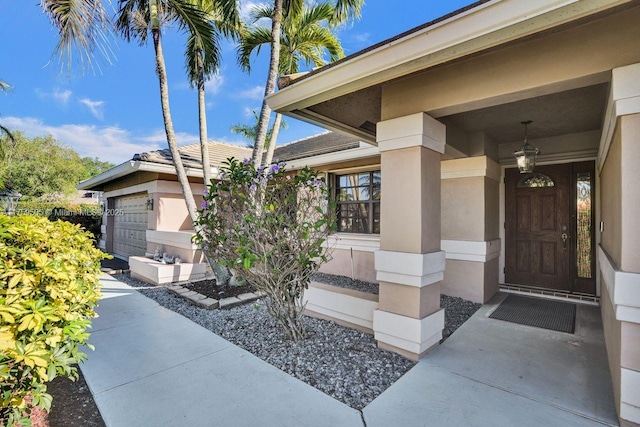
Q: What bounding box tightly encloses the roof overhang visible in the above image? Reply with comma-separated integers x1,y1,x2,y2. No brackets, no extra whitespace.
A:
266,0,632,141
77,160,218,191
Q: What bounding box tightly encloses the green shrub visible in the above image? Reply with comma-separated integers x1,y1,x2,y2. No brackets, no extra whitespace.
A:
0,215,106,425
14,202,103,246
195,159,335,341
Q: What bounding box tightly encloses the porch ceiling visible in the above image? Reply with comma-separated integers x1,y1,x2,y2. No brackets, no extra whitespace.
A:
439,83,609,144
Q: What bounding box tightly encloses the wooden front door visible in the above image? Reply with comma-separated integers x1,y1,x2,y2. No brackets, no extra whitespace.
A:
505,162,596,294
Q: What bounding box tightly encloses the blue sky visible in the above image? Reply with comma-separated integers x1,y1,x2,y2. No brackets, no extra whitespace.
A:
1,1,472,164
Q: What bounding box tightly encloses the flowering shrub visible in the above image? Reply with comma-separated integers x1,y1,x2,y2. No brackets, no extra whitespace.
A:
0,215,106,425
195,159,335,341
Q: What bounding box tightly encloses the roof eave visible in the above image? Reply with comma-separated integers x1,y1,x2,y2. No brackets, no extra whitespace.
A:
77,161,220,191
267,0,631,117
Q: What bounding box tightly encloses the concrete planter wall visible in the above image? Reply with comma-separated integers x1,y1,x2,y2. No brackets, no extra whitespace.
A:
303,281,379,333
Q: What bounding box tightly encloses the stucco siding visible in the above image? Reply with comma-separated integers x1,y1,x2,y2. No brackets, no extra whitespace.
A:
381,5,640,121
601,122,622,268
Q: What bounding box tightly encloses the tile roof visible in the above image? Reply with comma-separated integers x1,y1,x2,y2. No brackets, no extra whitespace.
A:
132,141,252,168
132,132,361,169
273,132,361,162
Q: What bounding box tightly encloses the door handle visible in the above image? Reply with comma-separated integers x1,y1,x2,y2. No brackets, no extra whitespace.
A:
561,233,568,250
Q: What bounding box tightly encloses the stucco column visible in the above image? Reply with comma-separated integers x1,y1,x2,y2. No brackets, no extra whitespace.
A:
441,156,501,303
598,62,640,426
373,112,446,360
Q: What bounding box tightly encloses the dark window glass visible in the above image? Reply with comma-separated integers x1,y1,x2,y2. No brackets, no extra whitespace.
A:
335,170,381,234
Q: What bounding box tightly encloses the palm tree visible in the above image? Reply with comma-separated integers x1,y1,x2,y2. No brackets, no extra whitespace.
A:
184,0,239,187
112,0,233,227
248,0,363,168
239,2,344,166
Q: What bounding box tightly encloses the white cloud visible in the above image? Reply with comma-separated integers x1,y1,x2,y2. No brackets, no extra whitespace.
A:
2,116,166,164
237,85,264,100
243,106,258,118
79,98,105,119
205,73,225,95
351,32,371,46
35,88,72,106
139,129,200,146
239,1,268,22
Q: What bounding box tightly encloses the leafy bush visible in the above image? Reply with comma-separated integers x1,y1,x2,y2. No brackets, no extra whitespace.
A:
0,215,106,425
195,159,335,341
15,202,103,246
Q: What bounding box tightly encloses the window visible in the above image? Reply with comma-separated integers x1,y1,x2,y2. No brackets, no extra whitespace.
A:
517,173,555,188
334,171,380,234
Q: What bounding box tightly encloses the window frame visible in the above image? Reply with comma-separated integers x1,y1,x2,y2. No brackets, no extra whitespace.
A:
333,170,380,235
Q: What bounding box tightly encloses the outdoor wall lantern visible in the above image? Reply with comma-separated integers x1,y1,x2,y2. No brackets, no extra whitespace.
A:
0,188,22,216
146,198,154,211
513,120,540,174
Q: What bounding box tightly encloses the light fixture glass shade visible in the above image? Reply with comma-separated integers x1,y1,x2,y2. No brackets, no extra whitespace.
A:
513,120,540,173
514,142,540,173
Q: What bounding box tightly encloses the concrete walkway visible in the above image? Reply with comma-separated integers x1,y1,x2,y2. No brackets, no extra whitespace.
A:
82,276,618,426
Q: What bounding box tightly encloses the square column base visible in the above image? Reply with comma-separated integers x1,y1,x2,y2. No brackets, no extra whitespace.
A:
373,308,444,360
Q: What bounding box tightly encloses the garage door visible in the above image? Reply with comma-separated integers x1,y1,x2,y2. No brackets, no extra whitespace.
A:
113,193,148,258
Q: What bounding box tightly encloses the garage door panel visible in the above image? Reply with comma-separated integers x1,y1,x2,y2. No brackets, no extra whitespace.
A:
113,193,148,258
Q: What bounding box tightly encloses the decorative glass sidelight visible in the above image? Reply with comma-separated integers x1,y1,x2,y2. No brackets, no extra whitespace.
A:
576,172,592,278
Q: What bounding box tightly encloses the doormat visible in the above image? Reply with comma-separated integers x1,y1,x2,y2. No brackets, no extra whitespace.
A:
489,294,576,333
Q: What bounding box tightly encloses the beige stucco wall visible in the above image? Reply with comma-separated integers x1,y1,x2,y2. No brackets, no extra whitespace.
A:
381,5,640,120
442,176,485,241
441,175,499,242
442,257,499,304
380,146,440,253
601,123,623,267
620,114,640,272
601,279,622,416
319,248,377,283
154,193,204,231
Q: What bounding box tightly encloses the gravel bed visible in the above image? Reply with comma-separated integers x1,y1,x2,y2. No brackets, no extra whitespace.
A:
311,272,379,295
113,273,480,409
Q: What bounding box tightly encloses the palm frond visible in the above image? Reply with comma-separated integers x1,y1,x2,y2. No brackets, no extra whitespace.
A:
237,25,272,72
0,80,11,93
41,0,116,74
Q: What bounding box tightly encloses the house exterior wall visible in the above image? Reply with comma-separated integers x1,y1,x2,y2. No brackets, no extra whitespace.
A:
440,157,501,303
381,5,640,121
319,247,377,284
598,65,640,425
601,123,622,266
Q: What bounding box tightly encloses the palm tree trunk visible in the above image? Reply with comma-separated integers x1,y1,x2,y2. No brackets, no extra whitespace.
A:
196,49,212,187
152,28,199,225
250,0,283,168
263,112,282,166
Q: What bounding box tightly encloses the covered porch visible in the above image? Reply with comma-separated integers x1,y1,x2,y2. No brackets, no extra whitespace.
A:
267,1,640,424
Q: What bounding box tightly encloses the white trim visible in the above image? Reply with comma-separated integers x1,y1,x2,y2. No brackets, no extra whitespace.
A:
267,0,627,114
598,63,640,173
304,285,378,331
621,368,640,423
326,234,380,253
78,160,216,191
104,180,206,199
146,230,199,251
285,145,380,170
377,113,446,154
441,156,501,182
373,308,444,355
375,250,446,288
599,245,640,324
442,239,501,262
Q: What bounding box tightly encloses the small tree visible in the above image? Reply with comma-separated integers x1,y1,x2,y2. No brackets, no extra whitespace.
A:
195,158,335,340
